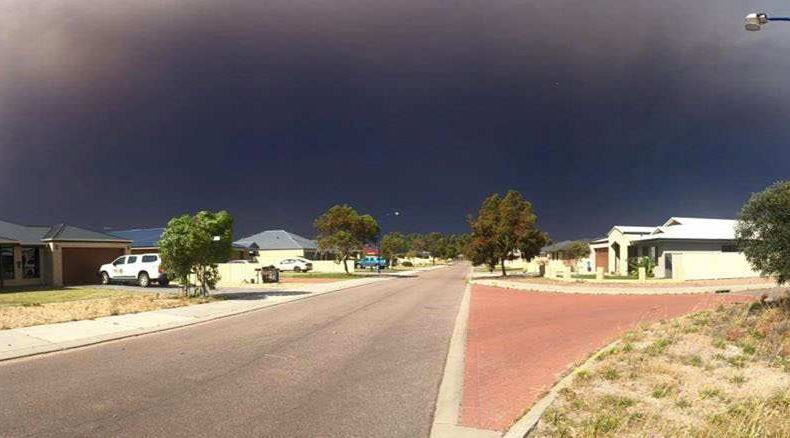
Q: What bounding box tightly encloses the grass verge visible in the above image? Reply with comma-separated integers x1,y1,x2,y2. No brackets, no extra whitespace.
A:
0,287,216,330
533,294,790,437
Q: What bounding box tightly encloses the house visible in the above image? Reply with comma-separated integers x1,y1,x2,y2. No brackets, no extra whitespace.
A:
0,220,131,287
541,240,593,272
588,226,655,275
629,217,759,280
233,229,330,264
110,227,257,260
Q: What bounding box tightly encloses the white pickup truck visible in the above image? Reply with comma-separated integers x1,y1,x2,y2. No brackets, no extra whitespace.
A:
99,254,169,287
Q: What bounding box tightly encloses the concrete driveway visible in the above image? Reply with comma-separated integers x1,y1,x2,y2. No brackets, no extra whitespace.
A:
460,284,753,432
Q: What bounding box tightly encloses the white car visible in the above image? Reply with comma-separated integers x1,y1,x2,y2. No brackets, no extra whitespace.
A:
99,254,169,287
277,257,313,272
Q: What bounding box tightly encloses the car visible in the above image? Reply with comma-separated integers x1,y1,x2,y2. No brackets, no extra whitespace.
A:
356,256,389,270
277,257,313,272
99,254,169,287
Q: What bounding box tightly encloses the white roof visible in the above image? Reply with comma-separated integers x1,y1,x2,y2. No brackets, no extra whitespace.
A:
635,217,737,242
609,225,655,235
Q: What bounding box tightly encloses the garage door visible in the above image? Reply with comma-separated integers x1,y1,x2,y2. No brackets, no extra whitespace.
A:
595,248,608,271
62,248,125,285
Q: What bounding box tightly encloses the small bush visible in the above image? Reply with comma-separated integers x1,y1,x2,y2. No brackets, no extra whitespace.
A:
601,366,620,381
401,261,413,267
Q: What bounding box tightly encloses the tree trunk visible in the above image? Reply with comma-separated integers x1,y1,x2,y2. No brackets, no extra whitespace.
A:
501,259,507,277
343,255,349,273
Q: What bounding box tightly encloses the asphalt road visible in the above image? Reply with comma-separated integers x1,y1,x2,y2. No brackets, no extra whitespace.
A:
0,265,468,438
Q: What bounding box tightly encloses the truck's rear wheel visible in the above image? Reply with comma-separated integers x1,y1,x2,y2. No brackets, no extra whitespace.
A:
101,272,110,285
138,272,150,288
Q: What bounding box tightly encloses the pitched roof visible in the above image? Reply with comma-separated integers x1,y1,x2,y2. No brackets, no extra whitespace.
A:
610,225,655,235
109,228,165,248
234,229,317,250
541,240,576,253
0,220,50,245
0,220,129,245
42,224,131,242
634,218,737,242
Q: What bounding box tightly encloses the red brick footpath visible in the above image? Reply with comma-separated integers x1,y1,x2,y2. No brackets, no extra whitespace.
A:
460,284,752,432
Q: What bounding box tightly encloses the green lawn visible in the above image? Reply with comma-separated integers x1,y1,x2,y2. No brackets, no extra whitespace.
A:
0,288,131,307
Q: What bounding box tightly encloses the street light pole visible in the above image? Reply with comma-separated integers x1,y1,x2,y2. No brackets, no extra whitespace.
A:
745,13,790,31
378,210,401,271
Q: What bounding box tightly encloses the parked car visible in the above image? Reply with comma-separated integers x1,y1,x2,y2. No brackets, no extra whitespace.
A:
277,257,313,272
356,256,389,270
99,254,169,287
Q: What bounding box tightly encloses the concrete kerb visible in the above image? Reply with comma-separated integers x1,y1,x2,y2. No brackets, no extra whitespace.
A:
430,269,500,438
471,278,772,296
0,275,399,363
502,340,622,438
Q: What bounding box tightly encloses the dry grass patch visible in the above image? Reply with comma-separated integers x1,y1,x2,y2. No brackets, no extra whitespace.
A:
0,288,216,329
533,294,790,438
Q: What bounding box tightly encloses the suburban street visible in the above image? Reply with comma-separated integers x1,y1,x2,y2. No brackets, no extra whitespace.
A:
0,266,466,438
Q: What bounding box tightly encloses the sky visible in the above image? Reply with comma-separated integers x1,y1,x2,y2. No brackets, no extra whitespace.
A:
2,0,790,240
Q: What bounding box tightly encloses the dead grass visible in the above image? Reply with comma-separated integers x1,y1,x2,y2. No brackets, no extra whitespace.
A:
533,293,790,438
0,289,216,329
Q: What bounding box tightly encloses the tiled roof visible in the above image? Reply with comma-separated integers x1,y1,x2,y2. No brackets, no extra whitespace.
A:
234,229,317,250
109,228,165,248
0,220,129,245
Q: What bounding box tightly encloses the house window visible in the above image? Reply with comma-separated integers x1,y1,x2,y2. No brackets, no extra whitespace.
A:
1,245,14,280
722,244,738,253
22,247,40,279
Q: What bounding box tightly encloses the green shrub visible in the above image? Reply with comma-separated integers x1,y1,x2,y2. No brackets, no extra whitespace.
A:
628,256,656,276
401,261,413,267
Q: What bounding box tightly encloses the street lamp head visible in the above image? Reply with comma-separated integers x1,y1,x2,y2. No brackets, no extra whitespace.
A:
745,13,769,31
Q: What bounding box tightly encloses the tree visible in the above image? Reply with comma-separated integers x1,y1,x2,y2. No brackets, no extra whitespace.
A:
314,205,380,273
159,210,233,296
381,232,409,265
468,190,549,276
735,181,790,284
565,240,590,261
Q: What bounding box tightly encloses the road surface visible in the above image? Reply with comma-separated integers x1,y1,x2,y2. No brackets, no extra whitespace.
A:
0,265,467,438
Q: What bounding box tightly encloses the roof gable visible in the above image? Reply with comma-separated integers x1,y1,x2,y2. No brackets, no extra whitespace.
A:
608,225,655,236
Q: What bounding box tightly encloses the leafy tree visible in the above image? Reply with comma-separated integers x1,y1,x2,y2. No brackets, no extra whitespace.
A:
159,210,233,296
423,232,444,264
314,205,380,273
381,232,409,265
736,181,790,284
565,240,590,261
468,190,549,276
407,233,428,258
